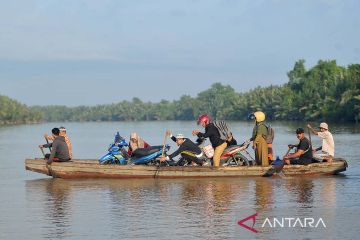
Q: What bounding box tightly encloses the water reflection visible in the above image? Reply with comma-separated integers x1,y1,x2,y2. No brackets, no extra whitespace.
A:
286,178,315,206
26,179,73,239
254,178,274,213
23,175,342,240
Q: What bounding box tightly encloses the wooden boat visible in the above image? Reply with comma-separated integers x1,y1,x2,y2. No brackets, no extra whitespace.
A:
25,158,347,179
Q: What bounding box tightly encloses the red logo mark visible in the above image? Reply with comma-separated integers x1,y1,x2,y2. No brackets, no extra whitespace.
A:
237,213,258,233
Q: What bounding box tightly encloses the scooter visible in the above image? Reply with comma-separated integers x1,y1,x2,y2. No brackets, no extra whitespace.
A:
99,132,129,165
193,137,255,166
128,145,171,165
220,141,255,166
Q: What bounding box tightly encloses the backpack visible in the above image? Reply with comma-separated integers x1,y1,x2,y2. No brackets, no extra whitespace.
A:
263,123,275,144
213,120,233,142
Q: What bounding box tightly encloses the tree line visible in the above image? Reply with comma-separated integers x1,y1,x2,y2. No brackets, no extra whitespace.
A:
1,59,359,125
0,95,42,125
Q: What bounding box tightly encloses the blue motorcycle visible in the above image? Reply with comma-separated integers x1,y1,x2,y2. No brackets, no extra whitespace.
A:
99,132,129,165
129,145,170,165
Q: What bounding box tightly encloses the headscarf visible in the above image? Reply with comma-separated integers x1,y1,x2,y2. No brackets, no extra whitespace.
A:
130,132,145,151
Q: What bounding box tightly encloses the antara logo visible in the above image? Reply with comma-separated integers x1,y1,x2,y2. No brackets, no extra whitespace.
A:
237,213,258,233
237,213,326,233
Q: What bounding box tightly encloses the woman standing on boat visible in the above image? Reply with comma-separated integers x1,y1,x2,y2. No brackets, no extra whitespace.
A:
250,111,269,167
192,114,227,167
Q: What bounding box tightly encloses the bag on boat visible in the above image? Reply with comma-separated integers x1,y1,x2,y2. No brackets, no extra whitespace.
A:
257,123,275,144
202,144,214,158
265,124,274,144
213,120,233,142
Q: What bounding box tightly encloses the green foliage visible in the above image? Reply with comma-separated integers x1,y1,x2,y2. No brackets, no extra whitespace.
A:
0,95,43,124
1,60,359,124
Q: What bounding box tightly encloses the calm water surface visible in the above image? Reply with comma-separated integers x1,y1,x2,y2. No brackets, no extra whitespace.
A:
0,121,359,240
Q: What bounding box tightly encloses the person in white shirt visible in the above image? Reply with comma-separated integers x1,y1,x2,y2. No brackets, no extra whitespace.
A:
307,122,335,162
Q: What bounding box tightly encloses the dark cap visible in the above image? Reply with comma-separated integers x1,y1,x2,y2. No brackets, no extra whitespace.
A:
296,128,304,134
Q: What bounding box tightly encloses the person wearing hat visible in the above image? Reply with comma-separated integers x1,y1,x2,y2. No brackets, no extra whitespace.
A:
44,126,73,159
307,122,334,162
283,128,313,165
192,114,227,167
159,130,204,166
249,111,269,167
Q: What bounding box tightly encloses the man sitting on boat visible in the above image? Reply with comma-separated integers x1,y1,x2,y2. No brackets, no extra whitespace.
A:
307,122,334,162
39,128,71,164
283,128,313,165
159,130,205,166
44,126,73,159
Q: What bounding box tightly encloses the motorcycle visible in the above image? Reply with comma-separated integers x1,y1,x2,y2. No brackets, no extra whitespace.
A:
220,141,255,166
128,145,171,165
99,132,129,165
186,137,255,166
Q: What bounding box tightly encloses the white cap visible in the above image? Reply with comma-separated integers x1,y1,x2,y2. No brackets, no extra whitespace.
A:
175,134,185,139
319,122,328,130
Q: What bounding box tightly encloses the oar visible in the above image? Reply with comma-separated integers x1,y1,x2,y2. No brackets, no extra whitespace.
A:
155,131,168,178
267,148,292,178
307,126,312,148
161,131,167,157
39,146,45,158
45,136,52,152
284,147,291,157
276,146,295,178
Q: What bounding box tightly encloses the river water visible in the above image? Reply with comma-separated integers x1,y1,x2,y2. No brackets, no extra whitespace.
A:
0,121,359,240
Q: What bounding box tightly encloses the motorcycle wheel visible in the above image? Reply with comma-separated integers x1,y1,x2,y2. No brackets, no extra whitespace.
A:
233,154,249,166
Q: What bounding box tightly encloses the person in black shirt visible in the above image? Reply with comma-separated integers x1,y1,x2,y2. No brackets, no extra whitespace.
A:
192,114,227,167
283,128,313,165
159,130,204,166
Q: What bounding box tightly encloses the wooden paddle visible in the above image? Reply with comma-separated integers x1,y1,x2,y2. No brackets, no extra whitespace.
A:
307,126,312,148
284,147,292,157
268,147,293,178
155,131,168,178
45,136,52,152
39,146,45,158
161,131,167,157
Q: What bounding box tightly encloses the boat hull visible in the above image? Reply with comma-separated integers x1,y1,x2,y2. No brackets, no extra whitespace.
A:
25,158,347,179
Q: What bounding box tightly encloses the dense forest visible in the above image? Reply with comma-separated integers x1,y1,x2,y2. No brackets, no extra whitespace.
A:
0,95,42,125
1,60,359,125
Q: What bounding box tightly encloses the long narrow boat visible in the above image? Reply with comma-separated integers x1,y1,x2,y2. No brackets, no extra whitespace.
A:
25,158,347,178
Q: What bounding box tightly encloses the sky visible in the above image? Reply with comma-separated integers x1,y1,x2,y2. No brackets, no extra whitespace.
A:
0,0,359,106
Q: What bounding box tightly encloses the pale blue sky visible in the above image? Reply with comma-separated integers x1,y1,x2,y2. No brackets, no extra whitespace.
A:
0,0,359,106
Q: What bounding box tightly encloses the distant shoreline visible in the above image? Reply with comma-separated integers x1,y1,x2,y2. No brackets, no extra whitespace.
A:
1,60,359,124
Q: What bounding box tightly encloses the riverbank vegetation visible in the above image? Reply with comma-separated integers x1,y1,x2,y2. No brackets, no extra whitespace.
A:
1,60,359,125
0,95,42,125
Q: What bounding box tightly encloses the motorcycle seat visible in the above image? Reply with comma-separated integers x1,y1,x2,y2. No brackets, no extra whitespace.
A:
131,145,163,158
